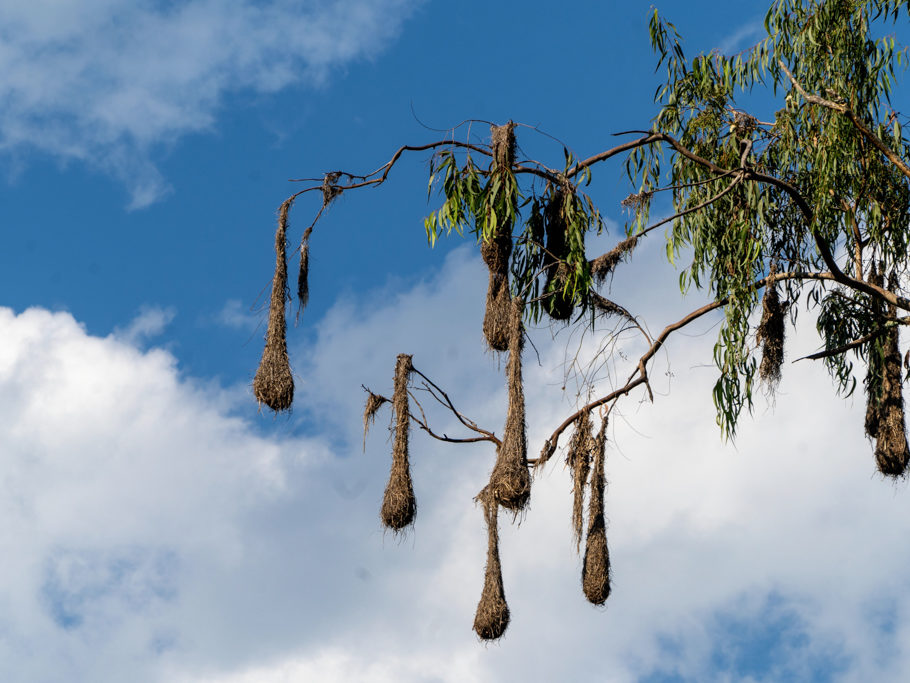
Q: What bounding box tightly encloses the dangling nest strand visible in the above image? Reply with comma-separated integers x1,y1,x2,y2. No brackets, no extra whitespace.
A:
874,313,909,477
582,417,611,605
380,354,417,530
488,298,531,512
567,410,593,552
296,226,312,325
756,271,785,389
590,235,639,283
473,487,510,641
362,390,388,451
253,199,295,411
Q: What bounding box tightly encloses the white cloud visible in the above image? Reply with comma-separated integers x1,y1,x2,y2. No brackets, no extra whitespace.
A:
113,304,177,345
0,0,421,207
2,244,910,682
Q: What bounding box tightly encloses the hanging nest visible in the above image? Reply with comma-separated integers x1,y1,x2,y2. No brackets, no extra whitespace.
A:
543,188,574,320
490,121,516,170
756,268,785,389
362,390,388,451
865,262,885,441
874,312,909,477
567,410,593,552
473,487,510,641
253,199,295,411
482,267,512,352
590,235,639,283
863,266,909,477
488,298,531,512
582,418,611,605
481,123,516,352
380,354,417,530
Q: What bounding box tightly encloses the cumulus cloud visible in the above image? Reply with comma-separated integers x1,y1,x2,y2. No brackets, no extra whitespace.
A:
2,245,910,682
0,0,421,207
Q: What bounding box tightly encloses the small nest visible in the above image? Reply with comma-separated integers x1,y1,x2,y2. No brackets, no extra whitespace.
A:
362,390,388,450
490,121,516,170
543,189,574,321
473,487,510,641
488,298,531,511
567,410,593,552
380,354,417,530
296,226,312,325
756,275,785,389
590,235,639,283
582,419,611,606
253,199,295,412
874,320,909,477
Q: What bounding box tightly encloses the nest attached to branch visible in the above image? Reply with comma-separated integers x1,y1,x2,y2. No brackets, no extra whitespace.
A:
473,487,510,641
756,270,785,389
490,121,516,170
863,266,909,477
481,123,517,352
488,297,531,512
582,418,611,605
253,200,295,412
567,410,593,552
543,188,574,321
590,235,639,283
380,354,417,530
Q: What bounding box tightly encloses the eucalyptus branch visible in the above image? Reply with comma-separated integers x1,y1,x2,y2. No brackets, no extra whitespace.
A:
531,269,836,468
779,60,910,182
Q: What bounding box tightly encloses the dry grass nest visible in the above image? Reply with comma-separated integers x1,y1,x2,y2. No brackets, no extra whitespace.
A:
490,121,516,170
543,189,574,321
872,323,909,477
380,354,417,530
590,235,639,283
582,419,611,605
253,199,295,412
488,297,531,512
567,410,593,552
473,487,510,641
483,270,512,353
756,278,785,389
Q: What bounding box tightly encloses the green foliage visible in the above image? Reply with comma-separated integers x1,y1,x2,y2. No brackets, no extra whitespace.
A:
639,0,910,436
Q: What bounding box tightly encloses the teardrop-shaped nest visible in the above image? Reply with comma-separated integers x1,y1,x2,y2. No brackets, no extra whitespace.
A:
473,488,510,641
253,199,295,411
582,419,611,605
380,354,417,530
488,298,531,511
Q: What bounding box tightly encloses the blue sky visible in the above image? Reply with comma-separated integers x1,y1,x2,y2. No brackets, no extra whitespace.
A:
2,1,910,682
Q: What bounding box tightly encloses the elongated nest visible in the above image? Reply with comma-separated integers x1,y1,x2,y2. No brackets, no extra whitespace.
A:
543,189,574,321
756,278,785,388
380,354,417,530
582,419,611,605
567,410,593,552
873,322,909,477
488,298,531,511
490,121,516,170
253,199,295,411
473,487,510,641
483,272,511,352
